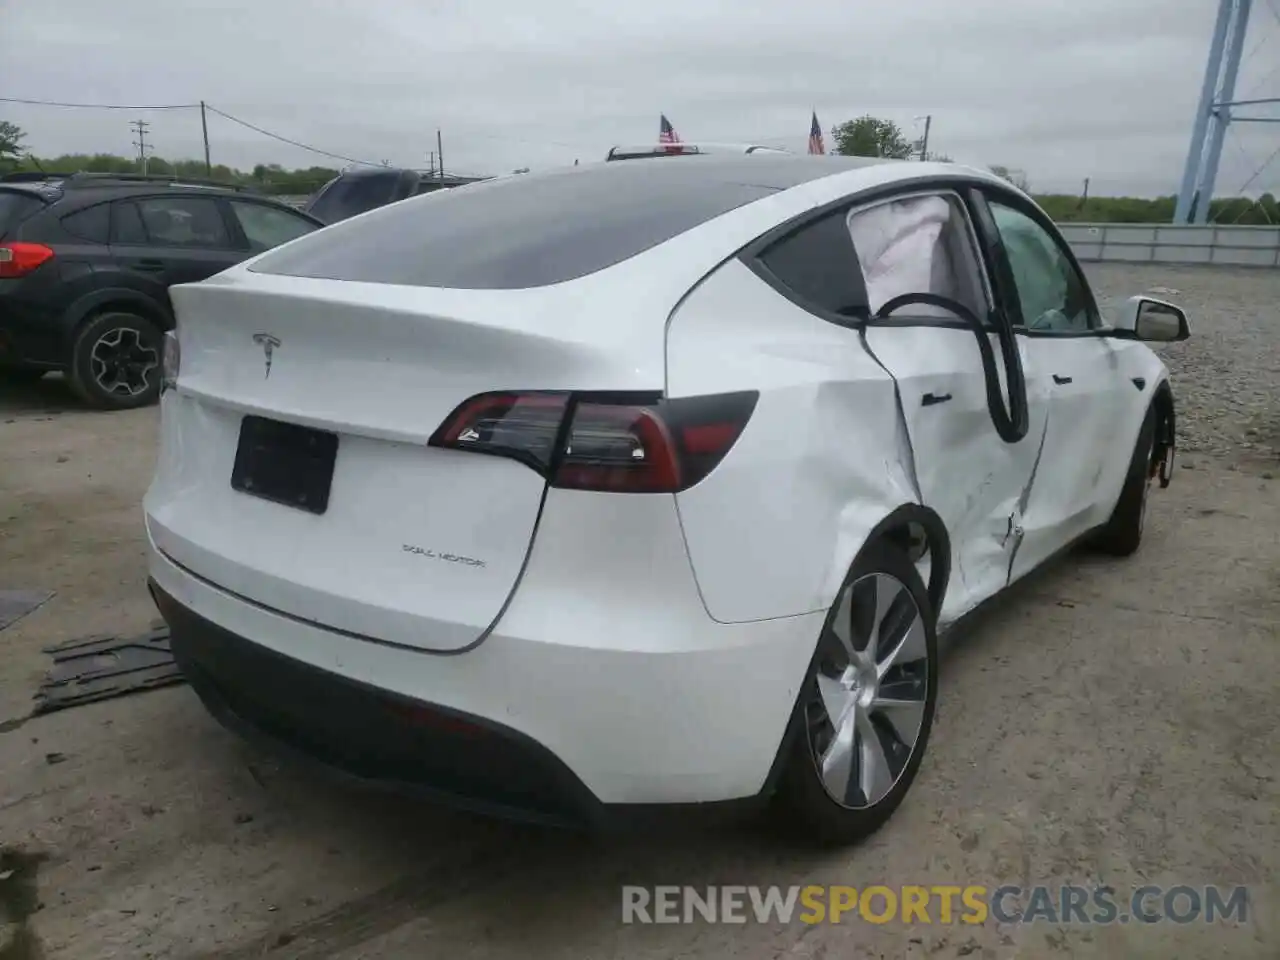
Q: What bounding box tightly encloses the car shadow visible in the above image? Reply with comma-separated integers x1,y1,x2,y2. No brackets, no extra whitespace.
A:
0,373,79,418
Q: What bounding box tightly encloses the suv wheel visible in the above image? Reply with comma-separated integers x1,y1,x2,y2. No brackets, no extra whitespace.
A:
69,311,164,410
773,540,938,846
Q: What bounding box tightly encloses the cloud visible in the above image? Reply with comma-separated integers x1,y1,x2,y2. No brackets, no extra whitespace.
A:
2,0,1277,196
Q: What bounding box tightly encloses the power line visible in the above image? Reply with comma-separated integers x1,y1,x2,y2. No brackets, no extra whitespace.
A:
0,96,198,110
1237,141,1280,194
203,105,382,167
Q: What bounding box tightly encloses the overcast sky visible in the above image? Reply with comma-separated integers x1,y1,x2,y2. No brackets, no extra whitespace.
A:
3,0,1278,197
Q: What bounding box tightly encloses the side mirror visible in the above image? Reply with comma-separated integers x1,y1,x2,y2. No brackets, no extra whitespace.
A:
1112,296,1190,342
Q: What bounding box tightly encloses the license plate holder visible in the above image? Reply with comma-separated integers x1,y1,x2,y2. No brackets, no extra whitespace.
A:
230,416,338,515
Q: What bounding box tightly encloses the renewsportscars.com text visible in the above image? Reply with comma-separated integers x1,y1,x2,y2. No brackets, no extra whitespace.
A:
621,885,1249,926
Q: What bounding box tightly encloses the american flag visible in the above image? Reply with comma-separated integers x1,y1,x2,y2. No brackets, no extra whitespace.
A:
659,114,682,153
808,111,826,155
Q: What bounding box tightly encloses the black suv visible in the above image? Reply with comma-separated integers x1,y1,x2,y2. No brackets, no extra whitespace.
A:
304,166,486,224
0,172,324,409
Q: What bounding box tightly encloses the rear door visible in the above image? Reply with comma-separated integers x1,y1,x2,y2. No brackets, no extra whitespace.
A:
109,194,243,290
977,194,1122,579
853,190,1050,621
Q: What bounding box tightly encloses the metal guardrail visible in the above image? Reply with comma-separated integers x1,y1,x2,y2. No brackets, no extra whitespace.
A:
1059,222,1280,267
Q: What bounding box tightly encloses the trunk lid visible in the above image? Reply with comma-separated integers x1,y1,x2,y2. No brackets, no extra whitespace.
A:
146,271,663,652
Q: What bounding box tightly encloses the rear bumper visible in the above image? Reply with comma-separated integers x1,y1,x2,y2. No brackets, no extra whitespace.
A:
146,539,823,821
0,285,64,368
153,581,603,828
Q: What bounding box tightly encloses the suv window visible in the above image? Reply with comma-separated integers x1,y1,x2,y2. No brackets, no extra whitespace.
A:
0,190,45,238
229,201,317,253
756,210,869,318
305,171,403,224
987,200,1097,332
111,201,148,244
61,203,111,243
847,194,990,321
134,196,231,248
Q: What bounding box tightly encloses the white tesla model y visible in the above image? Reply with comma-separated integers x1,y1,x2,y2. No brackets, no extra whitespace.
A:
145,155,1188,844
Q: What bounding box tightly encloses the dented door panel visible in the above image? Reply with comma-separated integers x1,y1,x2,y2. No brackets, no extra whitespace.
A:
863,325,1049,623
1012,335,1123,580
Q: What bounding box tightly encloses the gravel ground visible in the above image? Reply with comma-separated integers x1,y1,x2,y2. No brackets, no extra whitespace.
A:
1087,263,1280,466
0,263,1277,959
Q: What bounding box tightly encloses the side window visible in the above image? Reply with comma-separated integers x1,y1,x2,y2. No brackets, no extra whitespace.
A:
229,201,317,253
111,201,148,244
134,196,232,248
60,203,111,243
987,200,1097,332
756,210,869,318
846,194,990,322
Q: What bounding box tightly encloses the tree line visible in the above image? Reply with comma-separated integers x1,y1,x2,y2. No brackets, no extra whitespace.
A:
3,117,1277,225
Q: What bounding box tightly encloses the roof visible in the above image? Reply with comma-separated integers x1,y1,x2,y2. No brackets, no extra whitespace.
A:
250,153,898,291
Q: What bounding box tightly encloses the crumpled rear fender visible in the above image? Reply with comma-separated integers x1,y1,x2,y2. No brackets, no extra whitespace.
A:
665,258,946,625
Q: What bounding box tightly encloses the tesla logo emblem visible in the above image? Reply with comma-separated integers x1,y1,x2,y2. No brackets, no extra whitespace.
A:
251,333,281,378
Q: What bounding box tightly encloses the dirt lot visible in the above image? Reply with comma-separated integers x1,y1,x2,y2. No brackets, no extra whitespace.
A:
1,264,1277,959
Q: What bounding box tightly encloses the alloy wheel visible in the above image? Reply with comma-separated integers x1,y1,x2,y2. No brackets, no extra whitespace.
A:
805,571,930,809
90,327,159,398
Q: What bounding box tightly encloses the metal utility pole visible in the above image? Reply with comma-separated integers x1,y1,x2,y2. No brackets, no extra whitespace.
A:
130,119,151,174
200,101,211,175
1079,177,1090,210
918,114,932,161
427,151,435,177
1175,0,1275,223
437,129,444,184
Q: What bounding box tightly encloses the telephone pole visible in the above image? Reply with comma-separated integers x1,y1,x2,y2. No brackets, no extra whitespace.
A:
917,114,932,161
130,119,151,174
437,129,444,184
200,101,211,175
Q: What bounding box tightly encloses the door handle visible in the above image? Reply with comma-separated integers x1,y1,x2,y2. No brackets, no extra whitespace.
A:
921,392,952,407
133,259,167,272
1052,374,1073,385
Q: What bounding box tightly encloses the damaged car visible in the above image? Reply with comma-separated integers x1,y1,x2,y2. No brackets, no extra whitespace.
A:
144,154,1187,845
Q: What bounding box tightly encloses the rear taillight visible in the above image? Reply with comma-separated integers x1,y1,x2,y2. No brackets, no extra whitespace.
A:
429,391,758,493
0,242,55,279
161,331,181,393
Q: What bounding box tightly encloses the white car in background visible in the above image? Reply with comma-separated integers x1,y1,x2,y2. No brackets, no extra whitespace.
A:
605,142,790,161
145,154,1187,845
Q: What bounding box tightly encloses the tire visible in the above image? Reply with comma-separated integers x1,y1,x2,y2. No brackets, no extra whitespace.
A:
67,310,164,410
772,539,939,847
1091,406,1156,557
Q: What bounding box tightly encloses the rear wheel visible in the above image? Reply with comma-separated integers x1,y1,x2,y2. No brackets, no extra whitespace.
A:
68,310,163,410
773,540,938,846
1092,407,1156,557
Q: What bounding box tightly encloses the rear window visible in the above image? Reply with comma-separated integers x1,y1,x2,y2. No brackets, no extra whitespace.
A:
253,165,778,290
0,190,46,237
305,171,404,224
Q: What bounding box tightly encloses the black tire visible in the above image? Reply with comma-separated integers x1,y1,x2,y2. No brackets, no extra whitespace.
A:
772,539,939,847
68,310,164,410
1091,406,1156,557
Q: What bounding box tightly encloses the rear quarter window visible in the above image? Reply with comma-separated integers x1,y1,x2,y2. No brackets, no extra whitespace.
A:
754,209,870,318
61,202,111,243
0,190,46,238
252,165,777,290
